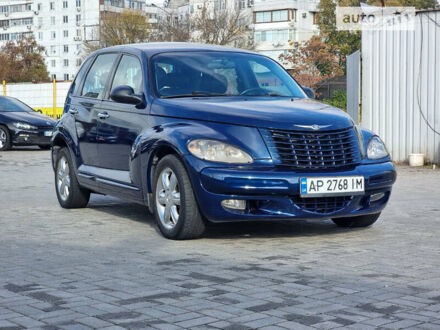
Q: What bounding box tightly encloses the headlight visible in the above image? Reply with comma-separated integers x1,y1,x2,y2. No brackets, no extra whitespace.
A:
188,139,253,164
367,136,389,160
13,122,37,130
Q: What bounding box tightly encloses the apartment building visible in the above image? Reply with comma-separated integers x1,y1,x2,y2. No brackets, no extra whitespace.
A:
253,0,319,65
0,0,145,81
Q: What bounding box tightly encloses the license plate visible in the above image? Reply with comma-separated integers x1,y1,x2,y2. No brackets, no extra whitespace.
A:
300,176,364,197
44,131,53,137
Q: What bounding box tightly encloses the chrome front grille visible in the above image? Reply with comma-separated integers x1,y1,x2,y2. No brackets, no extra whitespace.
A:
261,127,361,170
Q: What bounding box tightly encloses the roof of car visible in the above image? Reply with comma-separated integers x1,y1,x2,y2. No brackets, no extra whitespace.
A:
98,42,257,56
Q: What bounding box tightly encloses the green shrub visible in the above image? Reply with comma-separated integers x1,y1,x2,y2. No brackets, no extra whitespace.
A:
323,89,346,110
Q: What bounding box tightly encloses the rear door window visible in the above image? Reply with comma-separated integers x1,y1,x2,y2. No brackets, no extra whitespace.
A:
70,56,93,96
81,53,118,99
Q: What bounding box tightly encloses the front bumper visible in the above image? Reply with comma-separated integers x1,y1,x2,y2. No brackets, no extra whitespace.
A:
10,127,53,146
185,156,396,222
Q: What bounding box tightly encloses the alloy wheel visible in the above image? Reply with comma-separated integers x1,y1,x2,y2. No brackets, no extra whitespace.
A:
57,156,71,201
0,128,6,149
156,167,181,229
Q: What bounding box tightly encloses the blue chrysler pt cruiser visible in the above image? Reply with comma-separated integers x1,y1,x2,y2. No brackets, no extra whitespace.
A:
52,43,396,239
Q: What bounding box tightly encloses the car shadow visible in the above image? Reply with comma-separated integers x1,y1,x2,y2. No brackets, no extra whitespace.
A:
8,146,43,151
86,195,361,240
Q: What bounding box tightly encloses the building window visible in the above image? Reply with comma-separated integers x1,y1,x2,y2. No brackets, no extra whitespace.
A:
64,45,69,53
255,11,271,23
51,60,56,67
52,74,56,80
63,1,68,9
272,10,288,22
37,3,42,11
76,14,81,23
76,0,81,7
236,0,245,10
63,16,68,23
76,58,82,66
64,59,69,67
64,74,69,80
76,29,81,37
38,17,43,27
312,12,319,25
255,9,290,23
50,2,55,10
50,45,56,54
63,30,68,37
51,16,55,25
38,32,43,40
254,29,291,43
51,31,56,39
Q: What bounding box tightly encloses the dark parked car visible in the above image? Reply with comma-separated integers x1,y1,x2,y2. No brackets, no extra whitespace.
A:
0,96,56,151
51,43,396,239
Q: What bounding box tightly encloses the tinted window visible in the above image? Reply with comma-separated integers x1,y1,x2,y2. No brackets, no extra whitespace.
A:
0,97,33,112
152,52,305,98
81,53,118,99
250,60,292,96
111,55,143,95
70,56,93,95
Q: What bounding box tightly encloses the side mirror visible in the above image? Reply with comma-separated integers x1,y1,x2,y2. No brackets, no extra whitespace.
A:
110,85,143,105
302,86,315,99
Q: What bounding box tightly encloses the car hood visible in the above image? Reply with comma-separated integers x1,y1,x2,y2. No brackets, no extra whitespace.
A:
151,97,353,131
1,111,56,127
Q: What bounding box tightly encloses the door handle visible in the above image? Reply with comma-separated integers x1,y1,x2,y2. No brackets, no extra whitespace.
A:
68,109,78,115
97,112,110,119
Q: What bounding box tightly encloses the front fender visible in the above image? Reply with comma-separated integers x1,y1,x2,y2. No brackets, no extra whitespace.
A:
130,117,271,204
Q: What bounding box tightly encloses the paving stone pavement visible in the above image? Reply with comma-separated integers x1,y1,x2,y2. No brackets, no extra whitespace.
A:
0,148,440,330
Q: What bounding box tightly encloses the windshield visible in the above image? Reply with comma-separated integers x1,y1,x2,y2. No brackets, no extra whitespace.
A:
152,51,306,98
0,97,34,112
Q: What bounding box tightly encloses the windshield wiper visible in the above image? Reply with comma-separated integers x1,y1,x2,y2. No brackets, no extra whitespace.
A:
161,91,229,99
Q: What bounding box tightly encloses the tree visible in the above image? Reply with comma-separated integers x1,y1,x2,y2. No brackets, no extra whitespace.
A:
280,36,344,90
192,7,253,48
317,0,361,71
0,37,49,83
403,0,438,9
153,15,193,42
153,6,253,49
367,0,438,8
85,10,151,53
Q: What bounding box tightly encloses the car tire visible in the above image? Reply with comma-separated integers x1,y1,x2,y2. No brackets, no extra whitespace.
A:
55,147,90,209
332,212,381,228
39,145,51,150
0,125,11,151
153,154,206,240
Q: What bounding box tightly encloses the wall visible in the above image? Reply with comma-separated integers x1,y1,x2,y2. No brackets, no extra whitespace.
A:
0,81,71,119
362,10,440,164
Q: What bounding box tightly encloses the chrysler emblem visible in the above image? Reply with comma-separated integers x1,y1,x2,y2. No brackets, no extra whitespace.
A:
295,124,332,130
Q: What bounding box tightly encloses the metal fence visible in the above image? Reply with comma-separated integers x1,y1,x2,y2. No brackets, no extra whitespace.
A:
0,80,71,119
362,9,440,164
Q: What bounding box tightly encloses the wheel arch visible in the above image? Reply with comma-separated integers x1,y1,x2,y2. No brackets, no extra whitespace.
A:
140,140,187,211
51,131,77,171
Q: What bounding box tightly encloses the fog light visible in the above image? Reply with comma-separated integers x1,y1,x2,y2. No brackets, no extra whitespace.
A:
221,199,246,211
370,192,385,202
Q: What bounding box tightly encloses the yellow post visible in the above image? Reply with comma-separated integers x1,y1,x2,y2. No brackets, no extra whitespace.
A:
53,78,56,118
2,80,5,96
